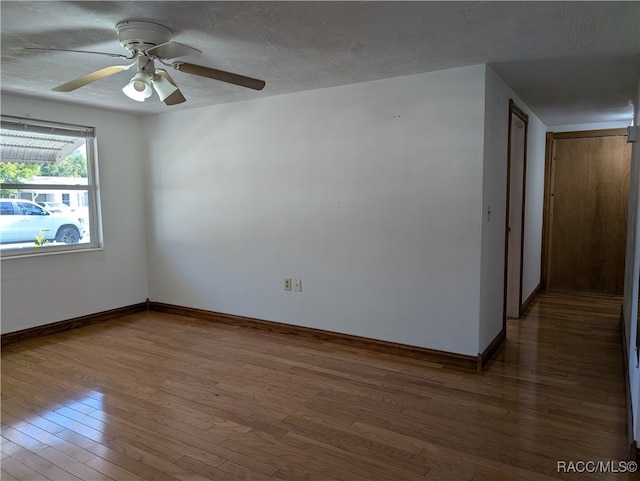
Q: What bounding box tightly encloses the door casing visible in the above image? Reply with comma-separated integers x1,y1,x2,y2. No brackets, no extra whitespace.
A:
503,100,528,325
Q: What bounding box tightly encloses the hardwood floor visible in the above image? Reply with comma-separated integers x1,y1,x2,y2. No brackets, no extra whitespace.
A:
1,291,633,480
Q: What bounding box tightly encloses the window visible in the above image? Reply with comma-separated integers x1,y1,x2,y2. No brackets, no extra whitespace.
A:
0,115,101,257
1,202,14,215
17,201,45,216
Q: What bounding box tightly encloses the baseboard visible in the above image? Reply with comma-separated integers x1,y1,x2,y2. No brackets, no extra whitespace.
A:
148,301,478,371
477,328,506,370
1,302,147,346
620,304,638,461
2,299,481,371
522,282,541,315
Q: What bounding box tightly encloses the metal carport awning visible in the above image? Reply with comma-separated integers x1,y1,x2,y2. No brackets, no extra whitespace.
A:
0,128,85,164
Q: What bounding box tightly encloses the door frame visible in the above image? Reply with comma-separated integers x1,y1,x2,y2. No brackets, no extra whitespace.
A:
503,99,528,326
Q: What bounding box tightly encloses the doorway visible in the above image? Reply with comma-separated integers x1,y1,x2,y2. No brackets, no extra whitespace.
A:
504,100,528,321
543,129,631,296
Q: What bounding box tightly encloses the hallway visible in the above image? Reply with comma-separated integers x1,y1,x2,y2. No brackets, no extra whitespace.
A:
497,292,630,474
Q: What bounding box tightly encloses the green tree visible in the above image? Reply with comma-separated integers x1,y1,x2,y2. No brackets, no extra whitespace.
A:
0,162,41,183
0,151,86,197
0,162,41,197
40,151,87,178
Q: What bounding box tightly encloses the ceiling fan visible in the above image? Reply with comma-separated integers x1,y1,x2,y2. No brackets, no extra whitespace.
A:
21,20,265,106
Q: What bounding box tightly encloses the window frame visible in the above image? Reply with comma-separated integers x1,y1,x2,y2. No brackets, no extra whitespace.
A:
0,115,102,258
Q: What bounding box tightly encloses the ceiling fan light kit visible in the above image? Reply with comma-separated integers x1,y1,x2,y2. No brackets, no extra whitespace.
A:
151,73,179,102
25,19,265,107
122,72,153,102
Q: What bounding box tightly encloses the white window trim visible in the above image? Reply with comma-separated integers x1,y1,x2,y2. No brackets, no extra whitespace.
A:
0,115,102,259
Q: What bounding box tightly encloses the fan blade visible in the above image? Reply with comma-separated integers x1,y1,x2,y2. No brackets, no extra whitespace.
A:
146,41,202,60
163,89,187,106
16,47,132,59
172,62,265,91
52,64,132,92
155,70,186,105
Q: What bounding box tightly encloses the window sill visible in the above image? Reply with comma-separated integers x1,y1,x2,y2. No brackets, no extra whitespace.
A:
0,244,103,260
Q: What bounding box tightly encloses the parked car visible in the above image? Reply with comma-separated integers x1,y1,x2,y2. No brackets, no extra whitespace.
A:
0,199,85,244
37,201,76,214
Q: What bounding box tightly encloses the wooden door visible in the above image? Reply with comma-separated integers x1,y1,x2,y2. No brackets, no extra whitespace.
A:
545,131,631,295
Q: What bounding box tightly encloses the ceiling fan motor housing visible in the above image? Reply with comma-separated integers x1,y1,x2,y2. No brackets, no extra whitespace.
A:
116,20,172,53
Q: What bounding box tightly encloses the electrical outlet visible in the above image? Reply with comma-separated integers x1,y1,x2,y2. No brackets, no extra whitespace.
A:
293,278,302,292
284,278,292,291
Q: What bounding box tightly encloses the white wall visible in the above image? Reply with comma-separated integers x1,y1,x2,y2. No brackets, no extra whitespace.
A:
1,95,149,334
622,80,640,444
144,65,487,356
478,66,546,350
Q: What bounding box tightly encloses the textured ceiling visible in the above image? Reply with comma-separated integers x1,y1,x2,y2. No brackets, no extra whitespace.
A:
1,1,639,126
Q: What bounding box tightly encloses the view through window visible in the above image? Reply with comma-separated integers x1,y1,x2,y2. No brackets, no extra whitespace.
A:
0,115,101,256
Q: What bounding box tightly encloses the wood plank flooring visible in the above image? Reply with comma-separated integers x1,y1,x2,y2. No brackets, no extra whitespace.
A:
1,292,634,480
